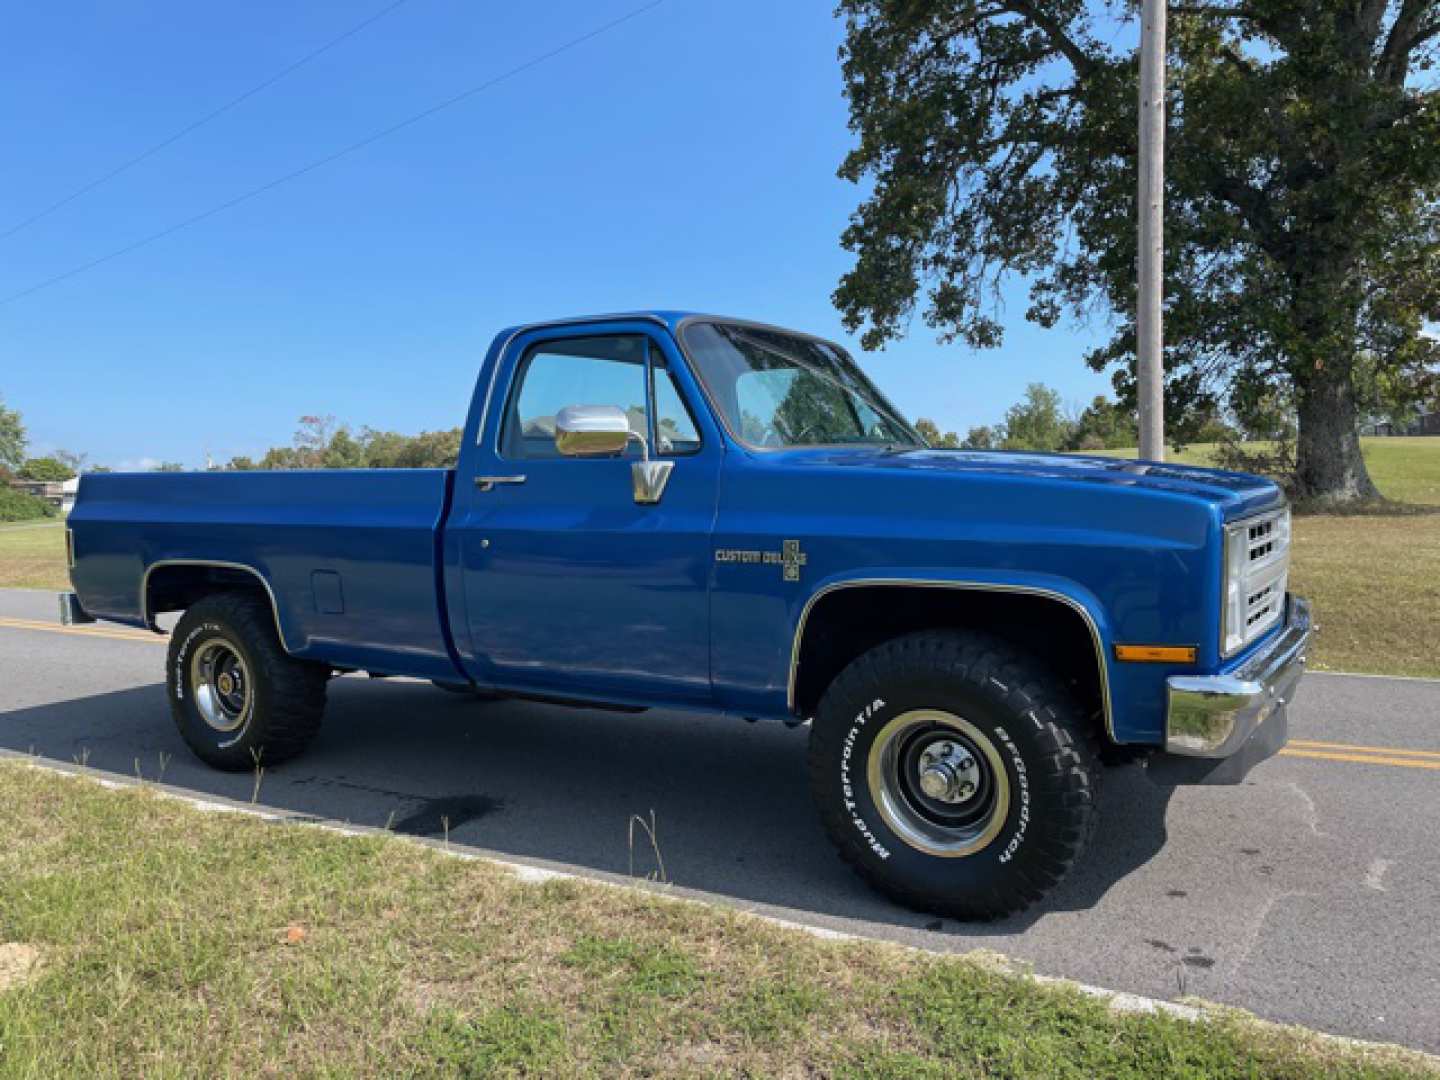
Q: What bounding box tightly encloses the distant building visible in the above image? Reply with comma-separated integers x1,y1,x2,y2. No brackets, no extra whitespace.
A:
1362,411,1439,437
4,475,82,513
8,479,64,508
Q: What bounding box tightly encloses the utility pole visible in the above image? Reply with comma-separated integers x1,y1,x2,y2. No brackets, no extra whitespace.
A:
1137,0,1166,461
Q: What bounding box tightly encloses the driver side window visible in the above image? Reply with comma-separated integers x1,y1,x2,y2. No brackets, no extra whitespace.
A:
503,337,647,460
501,335,703,459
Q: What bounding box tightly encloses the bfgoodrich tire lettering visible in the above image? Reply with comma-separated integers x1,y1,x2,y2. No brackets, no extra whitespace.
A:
167,593,328,771
808,630,1099,920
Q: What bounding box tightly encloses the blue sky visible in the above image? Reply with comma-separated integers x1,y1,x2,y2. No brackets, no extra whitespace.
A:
0,0,1114,469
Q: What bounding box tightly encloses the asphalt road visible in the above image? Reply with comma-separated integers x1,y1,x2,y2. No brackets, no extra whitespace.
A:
1,587,1437,1051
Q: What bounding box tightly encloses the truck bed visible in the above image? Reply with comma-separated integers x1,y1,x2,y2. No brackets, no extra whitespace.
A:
67,469,461,680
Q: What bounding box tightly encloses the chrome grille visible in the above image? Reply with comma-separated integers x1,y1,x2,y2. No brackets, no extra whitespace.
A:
1223,507,1291,656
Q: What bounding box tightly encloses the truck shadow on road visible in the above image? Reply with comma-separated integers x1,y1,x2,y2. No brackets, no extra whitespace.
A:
0,676,1177,935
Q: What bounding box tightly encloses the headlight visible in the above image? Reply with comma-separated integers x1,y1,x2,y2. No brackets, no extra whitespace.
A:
1222,507,1291,657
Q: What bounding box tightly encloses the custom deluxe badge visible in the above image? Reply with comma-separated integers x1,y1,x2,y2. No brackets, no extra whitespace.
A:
715,539,809,581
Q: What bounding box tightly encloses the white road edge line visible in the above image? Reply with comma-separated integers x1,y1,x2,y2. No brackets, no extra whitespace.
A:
4,752,1436,1065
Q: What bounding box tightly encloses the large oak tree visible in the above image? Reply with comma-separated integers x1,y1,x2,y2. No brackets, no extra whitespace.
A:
834,0,1440,502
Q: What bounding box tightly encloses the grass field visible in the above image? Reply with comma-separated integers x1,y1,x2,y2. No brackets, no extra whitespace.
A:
1088,437,1440,506
0,520,69,591
1088,438,1440,677
3,438,1436,675
0,763,1431,1078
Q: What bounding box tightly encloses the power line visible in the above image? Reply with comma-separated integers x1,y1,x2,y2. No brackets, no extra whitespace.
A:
1,0,416,242
0,0,668,309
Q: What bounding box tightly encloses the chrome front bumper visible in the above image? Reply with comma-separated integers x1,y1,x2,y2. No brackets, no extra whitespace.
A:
1165,595,1312,758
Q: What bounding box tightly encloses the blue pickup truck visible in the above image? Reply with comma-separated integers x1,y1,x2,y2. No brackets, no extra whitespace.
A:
62,312,1311,918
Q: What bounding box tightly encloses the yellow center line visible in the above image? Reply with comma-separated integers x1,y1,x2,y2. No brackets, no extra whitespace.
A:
0,616,166,645
1287,739,1440,761
1279,748,1440,771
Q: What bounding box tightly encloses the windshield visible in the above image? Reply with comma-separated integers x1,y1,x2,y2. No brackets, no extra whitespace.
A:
680,321,922,449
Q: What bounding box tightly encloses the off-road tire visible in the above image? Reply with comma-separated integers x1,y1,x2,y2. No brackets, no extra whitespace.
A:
807,630,1099,920
167,593,328,771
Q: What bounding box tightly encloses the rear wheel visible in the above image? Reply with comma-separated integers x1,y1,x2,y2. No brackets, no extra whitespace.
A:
807,630,1098,920
167,593,328,771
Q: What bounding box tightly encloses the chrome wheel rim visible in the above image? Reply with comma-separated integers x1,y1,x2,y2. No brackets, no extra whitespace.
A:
866,709,1010,857
190,640,253,735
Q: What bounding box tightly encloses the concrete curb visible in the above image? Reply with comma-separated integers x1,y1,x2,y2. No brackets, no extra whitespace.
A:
5,749,1436,1068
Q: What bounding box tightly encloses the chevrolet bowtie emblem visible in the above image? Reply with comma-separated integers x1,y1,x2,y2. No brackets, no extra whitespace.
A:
714,540,809,582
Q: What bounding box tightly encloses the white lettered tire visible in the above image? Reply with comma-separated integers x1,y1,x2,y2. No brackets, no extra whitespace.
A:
807,630,1099,920
168,593,329,771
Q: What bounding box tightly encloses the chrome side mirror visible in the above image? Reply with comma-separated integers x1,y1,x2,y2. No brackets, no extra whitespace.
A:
553,403,673,505
555,405,633,457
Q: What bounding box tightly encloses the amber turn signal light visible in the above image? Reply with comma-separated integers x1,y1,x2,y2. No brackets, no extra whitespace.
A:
1113,644,1198,663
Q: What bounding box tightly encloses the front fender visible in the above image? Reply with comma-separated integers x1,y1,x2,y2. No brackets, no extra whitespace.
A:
788,568,1124,742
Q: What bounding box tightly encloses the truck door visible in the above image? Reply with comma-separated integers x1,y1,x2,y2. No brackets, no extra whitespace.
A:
452,323,721,705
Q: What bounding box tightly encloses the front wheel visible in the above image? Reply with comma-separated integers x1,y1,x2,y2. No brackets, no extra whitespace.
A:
167,593,329,771
807,630,1099,920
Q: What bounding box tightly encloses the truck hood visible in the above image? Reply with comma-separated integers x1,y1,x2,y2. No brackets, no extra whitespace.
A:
773,447,1283,520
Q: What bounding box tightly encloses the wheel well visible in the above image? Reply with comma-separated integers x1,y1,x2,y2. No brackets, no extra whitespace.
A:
144,563,280,640
792,585,1108,738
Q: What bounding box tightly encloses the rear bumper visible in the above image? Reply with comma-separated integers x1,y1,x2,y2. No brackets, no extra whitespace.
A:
58,592,96,626
1151,595,1311,784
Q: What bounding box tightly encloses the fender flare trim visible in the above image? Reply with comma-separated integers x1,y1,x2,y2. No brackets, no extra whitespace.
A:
788,578,1114,740
141,559,291,652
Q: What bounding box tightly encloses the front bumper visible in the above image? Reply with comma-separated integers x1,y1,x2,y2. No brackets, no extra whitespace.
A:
1152,595,1311,784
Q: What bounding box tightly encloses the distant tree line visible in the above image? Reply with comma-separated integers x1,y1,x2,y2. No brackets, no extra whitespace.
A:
915,385,1231,454
0,395,100,520
913,365,1436,465
223,415,462,471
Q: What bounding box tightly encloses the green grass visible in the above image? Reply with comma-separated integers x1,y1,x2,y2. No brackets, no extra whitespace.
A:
0,762,1432,1077
1086,437,1440,506
1085,438,1440,677
0,520,68,591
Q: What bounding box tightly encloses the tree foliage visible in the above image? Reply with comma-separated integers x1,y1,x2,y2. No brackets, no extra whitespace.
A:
0,485,55,522
226,417,464,471
1068,394,1140,450
835,0,1440,502
924,385,1142,450
0,396,26,474
962,424,1000,448
1000,383,1070,449
915,417,963,446
18,457,74,482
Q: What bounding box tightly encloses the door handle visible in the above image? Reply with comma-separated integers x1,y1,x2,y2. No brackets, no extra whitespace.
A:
475,474,526,492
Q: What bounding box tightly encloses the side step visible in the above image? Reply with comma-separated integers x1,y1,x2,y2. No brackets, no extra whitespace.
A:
58,592,97,626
